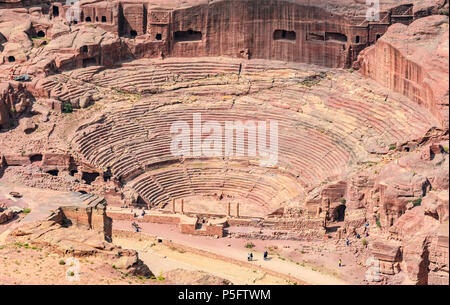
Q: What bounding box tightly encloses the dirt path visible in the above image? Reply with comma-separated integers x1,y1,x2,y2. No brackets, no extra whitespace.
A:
114,221,349,285
114,235,290,285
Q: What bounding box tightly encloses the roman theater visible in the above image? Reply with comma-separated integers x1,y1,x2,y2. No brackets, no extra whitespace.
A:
0,0,448,285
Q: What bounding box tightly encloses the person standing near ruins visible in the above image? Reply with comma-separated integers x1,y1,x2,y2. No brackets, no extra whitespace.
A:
338,259,342,267
263,251,268,260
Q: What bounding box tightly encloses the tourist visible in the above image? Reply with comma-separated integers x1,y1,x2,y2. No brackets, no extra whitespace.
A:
250,253,253,261
346,238,350,246
338,259,342,267
247,253,251,261
263,251,268,260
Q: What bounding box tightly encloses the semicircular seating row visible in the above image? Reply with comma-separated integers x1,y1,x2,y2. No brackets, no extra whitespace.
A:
72,60,437,208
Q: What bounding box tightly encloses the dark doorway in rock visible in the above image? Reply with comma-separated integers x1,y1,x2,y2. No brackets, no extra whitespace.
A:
130,30,138,38
81,45,88,53
70,169,78,176
103,167,112,182
335,204,346,222
52,6,59,17
46,170,59,176
82,172,99,185
85,16,92,22
101,16,107,23
273,30,296,41
376,34,381,41
82,57,97,68
37,30,45,38
355,35,360,43
30,154,43,163
174,30,202,42
7,56,15,62
156,33,162,40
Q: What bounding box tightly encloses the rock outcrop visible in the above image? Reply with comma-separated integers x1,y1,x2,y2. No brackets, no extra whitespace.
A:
357,15,449,129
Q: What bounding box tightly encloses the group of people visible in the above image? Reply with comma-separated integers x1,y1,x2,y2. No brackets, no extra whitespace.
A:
247,251,269,261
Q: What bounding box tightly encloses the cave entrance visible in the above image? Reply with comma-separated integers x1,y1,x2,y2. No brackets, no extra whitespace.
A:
70,169,78,176
101,16,107,23
52,6,59,17
156,33,162,40
85,16,92,22
273,30,296,41
376,34,381,41
37,30,45,38
46,170,59,176
334,204,346,222
355,35,360,43
174,30,202,42
82,172,99,185
7,56,15,62
130,30,138,38
30,154,43,163
82,57,97,68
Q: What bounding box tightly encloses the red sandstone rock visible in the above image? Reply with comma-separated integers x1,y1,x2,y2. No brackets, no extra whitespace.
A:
358,15,449,129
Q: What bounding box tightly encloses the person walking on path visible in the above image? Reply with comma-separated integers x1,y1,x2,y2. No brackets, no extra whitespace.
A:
338,258,342,267
263,251,268,261
346,238,350,246
248,253,252,261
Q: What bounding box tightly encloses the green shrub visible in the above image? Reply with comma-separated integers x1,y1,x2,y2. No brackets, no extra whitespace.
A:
443,146,449,153
22,208,31,214
59,259,66,265
362,239,369,246
389,144,396,151
340,198,346,204
63,102,73,113
245,242,255,249
412,197,422,207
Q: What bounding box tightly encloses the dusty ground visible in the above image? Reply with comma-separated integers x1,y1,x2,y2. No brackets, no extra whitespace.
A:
0,241,163,285
114,220,367,285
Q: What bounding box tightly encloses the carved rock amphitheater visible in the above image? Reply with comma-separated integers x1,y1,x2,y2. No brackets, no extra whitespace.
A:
0,0,449,285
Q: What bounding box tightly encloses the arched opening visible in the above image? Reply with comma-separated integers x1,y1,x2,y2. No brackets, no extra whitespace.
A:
95,16,99,22
101,16,107,23
82,172,99,185
355,35,360,43
37,30,45,38
85,16,92,22
130,30,138,38
7,56,15,62
155,33,162,40
81,45,88,53
52,6,59,17
334,204,346,222
46,170,59,176
30,154,43,163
